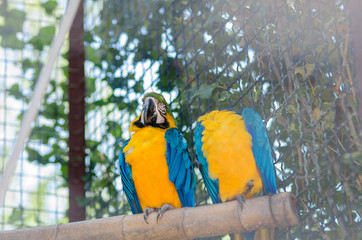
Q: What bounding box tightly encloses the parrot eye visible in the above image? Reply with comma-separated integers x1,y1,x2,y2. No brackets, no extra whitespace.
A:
157,102,166,116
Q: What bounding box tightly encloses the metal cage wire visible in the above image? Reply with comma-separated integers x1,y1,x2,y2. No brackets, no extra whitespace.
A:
0,0,69,230
84,0,360,239
0,0,360,239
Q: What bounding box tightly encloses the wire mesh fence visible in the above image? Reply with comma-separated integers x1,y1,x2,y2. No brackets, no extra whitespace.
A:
0,0,69,230
1,0,361,239
84,0,361,239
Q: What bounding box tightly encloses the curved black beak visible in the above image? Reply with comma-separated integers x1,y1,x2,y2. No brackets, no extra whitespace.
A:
142,98,157,124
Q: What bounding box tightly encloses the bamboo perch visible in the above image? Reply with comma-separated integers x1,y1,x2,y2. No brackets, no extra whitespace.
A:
0,192,299,240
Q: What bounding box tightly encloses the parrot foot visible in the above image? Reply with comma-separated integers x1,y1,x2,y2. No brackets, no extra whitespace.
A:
236,194,246,211
244,180,254,196
236,180,255,212
143,207,156,224
156,204,175,223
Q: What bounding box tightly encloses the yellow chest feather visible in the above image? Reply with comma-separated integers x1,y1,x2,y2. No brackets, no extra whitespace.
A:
198,110,263,201
123,127,181,210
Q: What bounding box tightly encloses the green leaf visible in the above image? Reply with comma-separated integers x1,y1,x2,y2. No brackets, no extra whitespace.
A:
342,151,362,165
193,83,218,99
0,33,24,49
86,46,101,65
312,107,321,121
108,77,128,90
84,31,94,43
287,105,297,114
8,83,23,99
22,58,34,72
29,37,44,51
40,25,56,42
106,120,122,138
133,80,143,93
294,64,315,78
321,102,332,111
26,146,45,164
41,102,66,119
30,125,58,144
29,25,56,50
60,164,68,180
218,91,230,102
320,88,333,102
8,205,23,224
76,196,87,206
41,0,58,16
2,9,26,33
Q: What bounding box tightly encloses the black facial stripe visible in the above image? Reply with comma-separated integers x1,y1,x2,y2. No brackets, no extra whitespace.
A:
134,116,169,129
133,116,145,128
148,118,170,129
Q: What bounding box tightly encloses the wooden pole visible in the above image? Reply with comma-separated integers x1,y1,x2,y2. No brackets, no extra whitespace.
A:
68,0,86,222
0,193,299,240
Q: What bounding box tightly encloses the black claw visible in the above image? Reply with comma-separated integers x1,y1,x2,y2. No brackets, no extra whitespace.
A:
155,204,174,223
236,181,255,213
143,207,156,224
156,207,164,223
143,214,149,224
247,180,254,189
236,194,245,211
244,180,254,196
156,212,161,223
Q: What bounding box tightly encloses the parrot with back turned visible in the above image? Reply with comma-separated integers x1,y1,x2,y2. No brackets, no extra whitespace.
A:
194,108,277,240
119,92,196,222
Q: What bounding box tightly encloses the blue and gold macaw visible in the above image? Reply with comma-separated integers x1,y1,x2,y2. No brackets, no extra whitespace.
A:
194,108,277,240
119,92,195,222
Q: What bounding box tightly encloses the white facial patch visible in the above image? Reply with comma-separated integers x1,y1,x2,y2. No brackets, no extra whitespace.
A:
156,112,165,123
156,102,166,123
157,102,166,116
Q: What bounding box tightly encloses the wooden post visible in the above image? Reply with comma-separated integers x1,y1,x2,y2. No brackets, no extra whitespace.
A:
0,193,299,240
68,0,86,222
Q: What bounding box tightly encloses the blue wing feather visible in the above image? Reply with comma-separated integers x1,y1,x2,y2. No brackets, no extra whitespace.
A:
194,122,222,204
165,128,196,207
241,108,277,240
242,107,277,194
118,139,143,214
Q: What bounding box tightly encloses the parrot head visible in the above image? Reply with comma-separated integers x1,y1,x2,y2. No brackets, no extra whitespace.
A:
132,92,176,130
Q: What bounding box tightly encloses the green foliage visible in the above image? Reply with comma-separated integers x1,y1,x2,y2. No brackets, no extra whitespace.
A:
4,0,69,223
192,83,219,100
83,0,360,238
29,26,56,51
8,205,24,227
41,0,58,16
0,3,26,49
4,0,361,239
7,84,23,99
7,180,54,228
